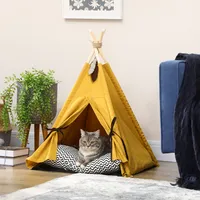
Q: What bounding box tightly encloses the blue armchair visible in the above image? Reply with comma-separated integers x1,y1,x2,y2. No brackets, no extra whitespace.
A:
159,60,185,153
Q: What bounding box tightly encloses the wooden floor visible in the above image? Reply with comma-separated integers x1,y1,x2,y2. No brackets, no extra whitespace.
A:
0,161,179,195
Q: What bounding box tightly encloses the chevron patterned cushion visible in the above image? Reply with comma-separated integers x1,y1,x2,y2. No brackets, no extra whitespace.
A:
44,145,121,174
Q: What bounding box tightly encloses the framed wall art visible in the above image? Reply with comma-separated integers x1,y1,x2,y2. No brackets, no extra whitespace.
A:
62,0,123,20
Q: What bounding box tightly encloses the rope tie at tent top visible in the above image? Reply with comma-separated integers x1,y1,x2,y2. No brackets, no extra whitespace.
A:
92,41,102,49
45,126,68,140
87,30,106,81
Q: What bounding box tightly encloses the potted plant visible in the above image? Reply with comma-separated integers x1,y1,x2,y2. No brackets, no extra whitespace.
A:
0,99,12,146
0,68,58,146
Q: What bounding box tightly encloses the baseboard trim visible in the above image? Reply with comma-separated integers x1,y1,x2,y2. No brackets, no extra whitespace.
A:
10,132,176,162
148,140,176,162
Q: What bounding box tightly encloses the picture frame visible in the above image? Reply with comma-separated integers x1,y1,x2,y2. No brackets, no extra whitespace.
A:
62,0,123,20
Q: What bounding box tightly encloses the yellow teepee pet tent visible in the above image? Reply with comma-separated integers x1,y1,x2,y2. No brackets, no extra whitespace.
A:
26,30,158,177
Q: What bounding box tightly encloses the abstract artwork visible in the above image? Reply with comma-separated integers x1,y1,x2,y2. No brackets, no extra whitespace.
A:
62,0,123,19
70,0,114,11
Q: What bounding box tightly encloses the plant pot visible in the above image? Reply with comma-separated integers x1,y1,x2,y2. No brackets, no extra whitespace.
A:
0,130,12,146
17,83,58,124
0,103,12,146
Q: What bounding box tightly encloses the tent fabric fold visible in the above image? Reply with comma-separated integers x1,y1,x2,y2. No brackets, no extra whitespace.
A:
26,62,158,176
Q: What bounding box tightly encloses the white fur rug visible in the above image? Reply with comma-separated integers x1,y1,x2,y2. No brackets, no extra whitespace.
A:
1,174,200,200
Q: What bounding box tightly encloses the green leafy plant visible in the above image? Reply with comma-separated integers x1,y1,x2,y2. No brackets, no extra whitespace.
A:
0,68,58,144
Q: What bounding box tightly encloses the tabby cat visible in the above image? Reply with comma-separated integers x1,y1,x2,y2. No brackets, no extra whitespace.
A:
76,129,110,169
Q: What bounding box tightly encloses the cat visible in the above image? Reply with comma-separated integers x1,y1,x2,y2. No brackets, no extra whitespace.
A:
76,129,111,169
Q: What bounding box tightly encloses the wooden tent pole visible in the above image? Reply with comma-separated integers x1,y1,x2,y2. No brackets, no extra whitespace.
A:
87,29,107,64
89,30,101,63
98,29,107,63
87,50,95,63
99,29,105,42
87,30,96,63
89,29,97,41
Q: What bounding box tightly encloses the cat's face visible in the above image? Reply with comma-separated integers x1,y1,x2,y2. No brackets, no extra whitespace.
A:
79,129,102,151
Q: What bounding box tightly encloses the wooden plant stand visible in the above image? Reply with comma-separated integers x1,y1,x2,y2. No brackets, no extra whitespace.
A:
21,124,48,151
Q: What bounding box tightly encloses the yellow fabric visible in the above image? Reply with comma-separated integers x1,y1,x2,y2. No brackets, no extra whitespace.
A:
26,62,158,176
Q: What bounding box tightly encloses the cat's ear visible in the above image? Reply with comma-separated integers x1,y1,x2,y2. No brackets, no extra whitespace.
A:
80,129,86,137
94,129,100,138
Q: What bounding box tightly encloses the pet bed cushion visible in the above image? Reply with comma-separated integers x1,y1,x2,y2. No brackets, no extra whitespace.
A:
44,145,121,174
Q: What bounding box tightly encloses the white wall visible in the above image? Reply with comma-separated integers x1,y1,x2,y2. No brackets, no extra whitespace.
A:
0,0,200,142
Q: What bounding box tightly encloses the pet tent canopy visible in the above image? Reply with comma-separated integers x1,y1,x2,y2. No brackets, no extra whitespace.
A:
26,30,158,177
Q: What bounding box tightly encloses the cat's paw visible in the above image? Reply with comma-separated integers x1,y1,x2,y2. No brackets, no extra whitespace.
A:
80,164,85,169
76,161,81,167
